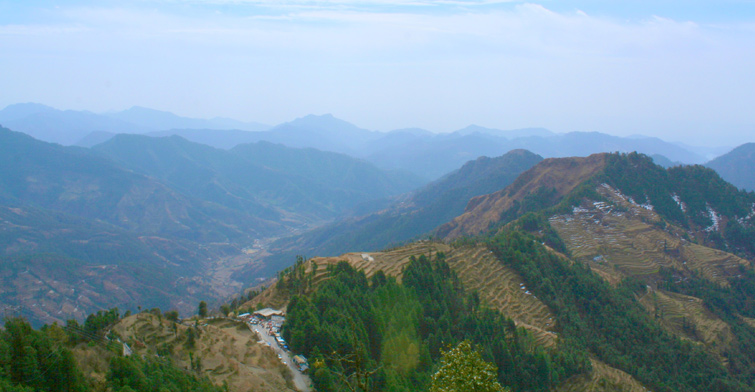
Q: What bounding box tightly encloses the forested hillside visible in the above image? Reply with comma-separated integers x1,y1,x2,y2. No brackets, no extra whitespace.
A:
0,310,224,392
261,152,755,391
283,254,587,392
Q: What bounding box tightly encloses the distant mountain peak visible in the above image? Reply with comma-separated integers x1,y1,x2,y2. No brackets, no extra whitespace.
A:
0,102,58,122
453,125,555,139
122,105,174,115
286,113,359,129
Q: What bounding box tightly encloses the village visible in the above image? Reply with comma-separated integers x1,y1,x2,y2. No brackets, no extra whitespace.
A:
235,308,312,391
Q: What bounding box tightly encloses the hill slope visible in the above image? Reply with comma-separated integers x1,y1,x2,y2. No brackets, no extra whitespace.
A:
261,149,542,271
0,127,291,325
0,127,280,242
706,142,755,191
246,152,755,392
93,134,422,224
438,153,608,239
434,152,755,389
0,127,424,325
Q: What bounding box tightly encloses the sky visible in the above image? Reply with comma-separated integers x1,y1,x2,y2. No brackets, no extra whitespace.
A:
1,0,754,146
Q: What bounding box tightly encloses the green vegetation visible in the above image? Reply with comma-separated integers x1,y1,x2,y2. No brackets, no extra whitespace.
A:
106,354,221,392
429,340,508,392
0,311,222,392
488,228,748,392
284,254,587,391
659,267,755,383
0,318,85,392
601,152,755,257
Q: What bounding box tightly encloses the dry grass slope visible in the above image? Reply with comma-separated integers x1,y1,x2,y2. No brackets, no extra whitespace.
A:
550,184,751,287
558,359,649,392
444,245,558,347
440,153,608,239
109,313,296,392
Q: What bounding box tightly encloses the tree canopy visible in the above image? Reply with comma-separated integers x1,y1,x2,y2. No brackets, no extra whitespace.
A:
430,340,508,392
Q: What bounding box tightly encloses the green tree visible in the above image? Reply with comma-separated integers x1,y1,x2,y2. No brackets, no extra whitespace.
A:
198,301,207,318
430,340,508,392
164,310,179,322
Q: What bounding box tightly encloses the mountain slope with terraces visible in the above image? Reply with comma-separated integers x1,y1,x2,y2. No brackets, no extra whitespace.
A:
241,152,755,392
246,241,648,392
437,152,755,389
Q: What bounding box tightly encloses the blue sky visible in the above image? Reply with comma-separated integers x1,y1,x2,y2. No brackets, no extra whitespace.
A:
1,0,754,146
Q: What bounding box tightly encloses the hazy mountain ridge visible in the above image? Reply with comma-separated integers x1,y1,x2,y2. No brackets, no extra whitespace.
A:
92,134,422,224
0,103,269,147
705,142,755,191
0,128,281,242
2,103,716,181
108,105,270,132
263,149,543,267
0,104,149,145
0,126,423,325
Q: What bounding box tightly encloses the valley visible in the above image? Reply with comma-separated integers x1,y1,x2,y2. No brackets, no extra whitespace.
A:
1,108,755,392
3,1,755,390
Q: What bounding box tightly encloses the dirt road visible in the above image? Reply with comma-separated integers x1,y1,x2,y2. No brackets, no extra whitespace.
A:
251,323,312,392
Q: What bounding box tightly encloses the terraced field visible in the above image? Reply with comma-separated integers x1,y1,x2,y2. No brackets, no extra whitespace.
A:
638,288,733,362
547,184,753,367
557,359,648,392
248,239,650,391
741,316,755,329
111,313,295,392
444,245,558,347
550,184,750,287
681,243,751,286
306,242,447,282
247,242,449,310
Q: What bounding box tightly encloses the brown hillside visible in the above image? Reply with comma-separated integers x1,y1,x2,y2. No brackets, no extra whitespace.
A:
108,313,296,392
439,153,608,239
549,183,751,286
558,359,649,392
548,182,751,364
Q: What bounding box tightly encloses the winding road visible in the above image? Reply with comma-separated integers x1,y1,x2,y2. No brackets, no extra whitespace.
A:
250,323,312,392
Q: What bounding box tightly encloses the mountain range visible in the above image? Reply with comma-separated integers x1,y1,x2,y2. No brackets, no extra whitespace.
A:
3,104,755,391
0,103,269,146
0,126,419,325
0,103,725,181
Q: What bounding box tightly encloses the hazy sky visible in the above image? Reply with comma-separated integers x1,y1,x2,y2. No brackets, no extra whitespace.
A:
1,1,754,146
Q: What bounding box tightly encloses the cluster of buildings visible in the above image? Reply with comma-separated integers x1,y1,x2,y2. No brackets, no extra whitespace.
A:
237,308,309,373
